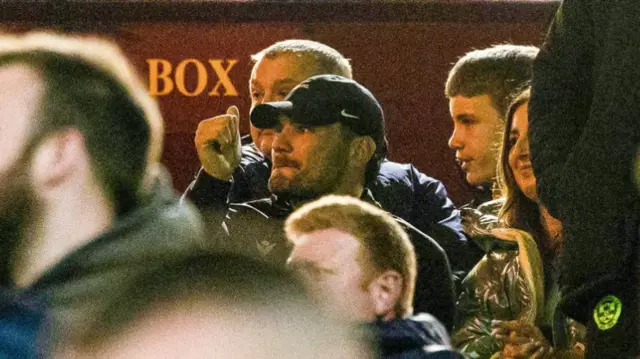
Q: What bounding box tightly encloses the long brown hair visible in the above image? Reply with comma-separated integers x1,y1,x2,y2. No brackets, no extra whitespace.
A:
497,89,551,258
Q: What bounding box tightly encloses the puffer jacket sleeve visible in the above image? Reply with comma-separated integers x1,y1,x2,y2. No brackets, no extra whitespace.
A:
452,229,544,358
452,251,526,358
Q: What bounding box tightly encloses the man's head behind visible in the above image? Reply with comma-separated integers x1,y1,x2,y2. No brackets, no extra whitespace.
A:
249,39,352,155
251,75,386,201
0,63,44,284
446,44,538,186
251,39,352,81
0,32,163,215
68,253,370,358
0,33,162,284
285,195,416,322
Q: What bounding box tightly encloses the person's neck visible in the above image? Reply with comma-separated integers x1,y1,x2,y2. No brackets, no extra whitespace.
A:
539,205,563,253
379,311,396,322
288,183,365,210
11,188,115,288
471,181,497,205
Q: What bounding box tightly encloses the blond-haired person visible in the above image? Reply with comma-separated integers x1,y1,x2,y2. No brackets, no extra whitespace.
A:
286,195,463,359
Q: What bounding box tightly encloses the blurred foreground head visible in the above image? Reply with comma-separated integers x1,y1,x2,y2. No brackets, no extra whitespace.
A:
0,31,163,211
63,253,372,358
0,32,164,286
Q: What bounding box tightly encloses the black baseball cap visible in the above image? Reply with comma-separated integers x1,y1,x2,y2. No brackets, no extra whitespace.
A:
250,74,387,155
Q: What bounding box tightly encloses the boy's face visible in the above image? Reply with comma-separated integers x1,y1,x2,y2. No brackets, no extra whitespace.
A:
448,94,503,186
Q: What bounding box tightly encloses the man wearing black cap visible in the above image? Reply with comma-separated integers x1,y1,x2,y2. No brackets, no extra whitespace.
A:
250,74,388,206
184,40,481,285
215,74,456,330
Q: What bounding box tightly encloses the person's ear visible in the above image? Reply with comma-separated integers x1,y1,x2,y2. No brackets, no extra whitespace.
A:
30,128,86,191
349,136,376,165
369,269,403,319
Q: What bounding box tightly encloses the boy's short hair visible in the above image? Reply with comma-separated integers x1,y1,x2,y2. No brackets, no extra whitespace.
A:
445,44,538,119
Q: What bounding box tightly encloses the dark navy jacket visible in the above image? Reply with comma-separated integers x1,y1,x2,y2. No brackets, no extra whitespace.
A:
0,291,48,359
371,313,463,359
211,191,456,331
184,140,482,279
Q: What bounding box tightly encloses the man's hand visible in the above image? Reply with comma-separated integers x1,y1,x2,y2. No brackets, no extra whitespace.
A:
492,320,553,359
195,105,242,181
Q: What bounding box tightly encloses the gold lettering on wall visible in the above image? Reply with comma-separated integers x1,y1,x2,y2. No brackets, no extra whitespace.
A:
147,59,173,96
146,58,239,97
208,59,238,96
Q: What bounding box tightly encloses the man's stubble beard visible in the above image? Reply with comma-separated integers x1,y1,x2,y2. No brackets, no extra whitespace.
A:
268,151,351,203
268,169,322,203
0,159,39,286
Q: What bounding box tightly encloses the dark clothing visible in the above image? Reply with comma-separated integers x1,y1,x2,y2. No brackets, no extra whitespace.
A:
185,141,271,209
463,183,494,211
184,140,480,280
371,313,463,359
0,291,48,359
580,218,639,358
529,0,640,356
214,190,457,331
24,171,206,342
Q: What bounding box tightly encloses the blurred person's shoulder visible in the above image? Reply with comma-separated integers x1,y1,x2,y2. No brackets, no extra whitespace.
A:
0,290,49,359
29,168,206,337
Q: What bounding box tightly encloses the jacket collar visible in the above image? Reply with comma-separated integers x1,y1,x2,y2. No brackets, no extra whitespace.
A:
270,187,382,213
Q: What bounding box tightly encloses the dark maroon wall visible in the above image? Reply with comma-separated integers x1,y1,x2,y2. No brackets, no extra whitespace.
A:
0,0,558,206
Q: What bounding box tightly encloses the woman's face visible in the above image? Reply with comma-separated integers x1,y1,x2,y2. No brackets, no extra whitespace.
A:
508,103,537,201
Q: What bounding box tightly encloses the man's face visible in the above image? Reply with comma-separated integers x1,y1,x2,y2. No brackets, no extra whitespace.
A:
268,117,353,199
448,94,503,186
288,228,376,322
0,65,42,176
0,64,44,283
249,53,321,156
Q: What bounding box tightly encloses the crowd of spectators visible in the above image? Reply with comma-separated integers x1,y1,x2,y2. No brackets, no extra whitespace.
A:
0,1,638,357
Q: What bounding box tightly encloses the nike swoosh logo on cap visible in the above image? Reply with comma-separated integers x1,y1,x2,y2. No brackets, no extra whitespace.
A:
341,109,360,119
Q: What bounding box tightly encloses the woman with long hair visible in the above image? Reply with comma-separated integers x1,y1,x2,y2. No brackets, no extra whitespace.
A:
452,89,585,358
